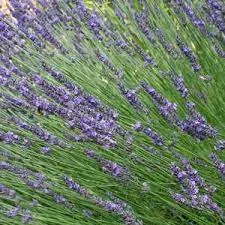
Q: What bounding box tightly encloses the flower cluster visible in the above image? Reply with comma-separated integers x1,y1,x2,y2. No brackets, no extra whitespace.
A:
210,153,225,175
170,159,222,213
179,102,217,140
206,0,225,34
9,117,66,147
118,84,145,111
135,12,155,44
63,176,143,225
96,51,124,79
72,0,104,41
43,66,120,148
132,43,158,67
154,28,178,58
141,81,178,122
84,149,132,181
176,37,201,72
0,183,17,199
1,183,37,224
0,130,20,144
0,0,224,224
0,66,12,86
170,73,189,98
0,161,75,210
1,93,34,111
215,140,225,151
172,0,206,32
132,122,164,146
7,0,65,52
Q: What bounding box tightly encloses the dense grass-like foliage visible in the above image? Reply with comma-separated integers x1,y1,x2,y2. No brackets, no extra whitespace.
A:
1,0,225,224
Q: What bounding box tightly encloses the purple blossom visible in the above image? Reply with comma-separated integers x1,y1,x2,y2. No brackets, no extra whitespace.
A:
210,153,225,175
209,202,221,212
7,206,21,217
84,149,132,181
88,10,103,40
132,122,143,131
173,1,206,32
179,112,216,140
206,0,225,34
118,84,144,111
141,81,178,122
201,194,209,204
215,140,225,151
9,117,67,147
0,161,72,210
102,161,129,179
143,127,164,146
176,37,201,72
40,146,51,154
135,12,156,44
154,28,178,58
171,74,189,98
63,176,90,198
0,131,20,144
84,148,96,158
186,101,196,115
172,193,186,203
0,67,12,86
55,195,67,204
143,54,158,67
170,160,221,212
40,66,119,148
0,183,17,198
22,210,33,224
63,176,142,225
73,0,104,40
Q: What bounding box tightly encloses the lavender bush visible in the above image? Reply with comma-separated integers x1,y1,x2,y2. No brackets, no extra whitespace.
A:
0,0,225,225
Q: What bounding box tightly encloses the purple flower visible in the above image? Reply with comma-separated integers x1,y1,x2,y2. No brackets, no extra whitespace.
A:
118,84,144,110
135,12,156,44
170,74,189,98
55,195,67,204
206,0,225,34
201,194,209,204
179,112,216,140
40,146,51,154
177,171,187,180
0,183,17,198
63,176,90,197
7,206,21,217
170,160,220,212
142,81,178,122
143,128,164,146
22,210,33,224
215,140,225,151
210,202,220,212
132,122,143,131
176,37,201,72
210,153,225,175
172,193,186,203
63,176,142,225
84,149,96,158
84,149,132,181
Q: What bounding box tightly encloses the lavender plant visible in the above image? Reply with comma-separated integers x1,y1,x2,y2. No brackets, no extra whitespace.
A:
0,0,225,225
